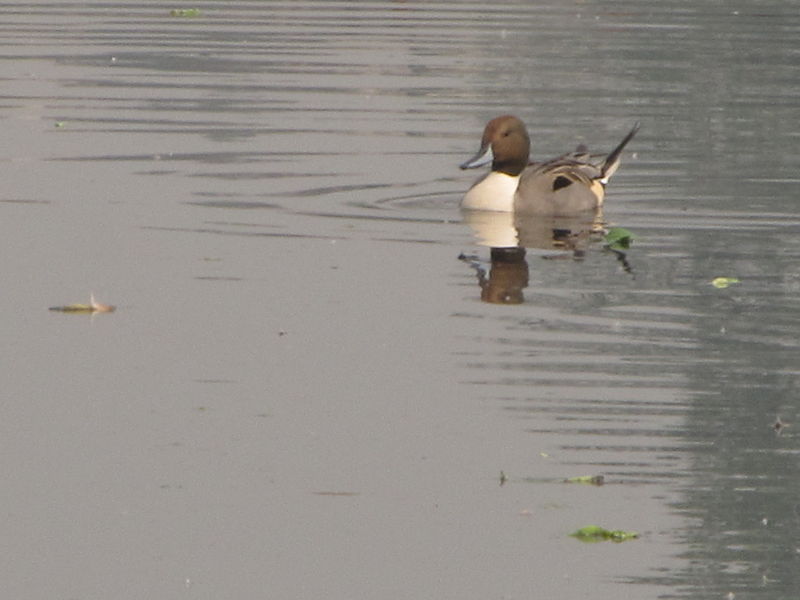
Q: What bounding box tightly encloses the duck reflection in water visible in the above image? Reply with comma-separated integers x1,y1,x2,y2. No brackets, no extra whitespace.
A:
474,246,529,304
459,208,632,304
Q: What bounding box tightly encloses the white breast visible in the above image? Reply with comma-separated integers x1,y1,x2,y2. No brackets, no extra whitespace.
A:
461,171,519,212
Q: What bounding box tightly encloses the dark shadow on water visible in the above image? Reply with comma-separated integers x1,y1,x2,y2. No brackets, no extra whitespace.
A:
186,200,281,210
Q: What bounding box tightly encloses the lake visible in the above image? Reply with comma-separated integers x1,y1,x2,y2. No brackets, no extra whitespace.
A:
2,1,800,599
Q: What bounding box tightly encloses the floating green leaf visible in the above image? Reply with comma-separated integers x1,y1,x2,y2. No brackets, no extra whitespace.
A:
170,8,201,17
604,227,637,250
570,525,639,543
565,475,605,486
711,277,740,289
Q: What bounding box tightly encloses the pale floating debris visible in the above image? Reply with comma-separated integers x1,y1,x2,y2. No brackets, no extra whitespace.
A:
49,293,115,314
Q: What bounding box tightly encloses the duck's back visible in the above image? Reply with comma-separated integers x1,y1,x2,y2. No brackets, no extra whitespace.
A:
514,156,605,216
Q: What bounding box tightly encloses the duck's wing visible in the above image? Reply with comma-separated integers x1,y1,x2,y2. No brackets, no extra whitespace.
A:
530,120,641,190
526,156,602,191
515,124,640,215
516,158,604,215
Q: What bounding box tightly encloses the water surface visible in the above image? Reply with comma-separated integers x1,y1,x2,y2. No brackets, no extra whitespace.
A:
2,2,800,599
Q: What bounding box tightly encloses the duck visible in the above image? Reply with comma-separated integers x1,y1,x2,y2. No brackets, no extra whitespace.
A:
460,116,639,214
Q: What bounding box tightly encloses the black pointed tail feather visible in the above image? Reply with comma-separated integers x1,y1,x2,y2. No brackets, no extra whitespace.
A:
601,121,640,182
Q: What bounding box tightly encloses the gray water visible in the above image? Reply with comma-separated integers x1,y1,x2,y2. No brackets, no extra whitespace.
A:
2,2,800,599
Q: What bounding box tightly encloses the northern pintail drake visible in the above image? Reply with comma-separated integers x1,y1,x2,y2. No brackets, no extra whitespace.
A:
460,116,639,214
